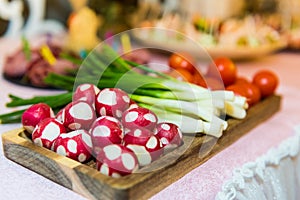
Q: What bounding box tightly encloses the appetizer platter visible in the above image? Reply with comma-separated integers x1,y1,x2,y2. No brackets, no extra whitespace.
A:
1,44,281,199
2,36,81,89
132,30,287,60
132,15,287,60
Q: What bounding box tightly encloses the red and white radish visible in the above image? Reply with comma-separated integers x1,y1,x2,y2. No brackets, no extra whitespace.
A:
89,116,124,155
95,88,130,118
128,99,139,110
122,107,158,131
55,108,64,123
63,100,96,131
155,122,183,151
123,128,163,166
32,118,66,150
73,83,100,109
53,129,92,163
96,144,138,177
22,103,54,133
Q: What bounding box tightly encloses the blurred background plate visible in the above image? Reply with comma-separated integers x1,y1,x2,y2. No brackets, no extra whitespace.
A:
132,29,288,60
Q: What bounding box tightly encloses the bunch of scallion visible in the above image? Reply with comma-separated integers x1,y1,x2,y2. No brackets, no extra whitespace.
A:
0,45,248,138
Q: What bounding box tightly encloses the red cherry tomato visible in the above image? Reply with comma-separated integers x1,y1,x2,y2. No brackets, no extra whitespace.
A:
168,69,194,83
235,77,249,85
205,77,225,90
226,84,248,98
252,70,278,98
242,83,261,106
193,72,207,87
169,53,196,73
206,57,237,86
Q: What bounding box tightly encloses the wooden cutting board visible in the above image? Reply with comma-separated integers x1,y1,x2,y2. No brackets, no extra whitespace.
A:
2,95,281,200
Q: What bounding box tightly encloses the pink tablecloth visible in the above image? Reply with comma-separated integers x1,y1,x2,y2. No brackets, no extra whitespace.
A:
0,37,300,200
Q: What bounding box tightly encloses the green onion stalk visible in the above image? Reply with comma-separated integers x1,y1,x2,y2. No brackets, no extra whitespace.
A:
0,45,247,138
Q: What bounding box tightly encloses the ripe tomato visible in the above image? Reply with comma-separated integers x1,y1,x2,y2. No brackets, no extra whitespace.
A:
205,77,225,90
226,84,248,98
169,53,196,73
242,83,261,106
193,72,207,87
168,69,194,83
235,77,249,85
206,57,237,86
252,70,278,98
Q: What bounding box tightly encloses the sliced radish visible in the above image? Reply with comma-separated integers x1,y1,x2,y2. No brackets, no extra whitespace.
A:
95,88,130,118
122,107,158,131
96,144,138,177
32,118,66,150
90,116,123,155
123,128,163,166
63,100,96,131
53,129,92,163
73,83,100,109
155,122,183,151
22,103,54,133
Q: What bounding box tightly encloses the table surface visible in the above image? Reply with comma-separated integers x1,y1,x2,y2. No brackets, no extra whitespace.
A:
0,37,300,200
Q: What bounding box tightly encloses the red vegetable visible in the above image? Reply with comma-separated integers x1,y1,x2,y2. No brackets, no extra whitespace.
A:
90,116,124,155
122,107,158,131
242,83,261,106
169,52,196,73
207,57,237,86
252,70,278,98
96,144,139,177
226,84,248,98
168,68,194,83
73,83,100,108
22,103,54,133
123,128,163,166
63,100,96,131
53,129,92,163
95,88,130,118
32,118,66,150
155,122,183,151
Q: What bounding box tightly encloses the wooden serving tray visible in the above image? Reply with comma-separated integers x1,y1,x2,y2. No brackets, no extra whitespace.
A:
2,95,281,200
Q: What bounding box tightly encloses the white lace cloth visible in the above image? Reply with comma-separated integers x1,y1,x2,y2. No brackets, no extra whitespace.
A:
216,126,300,200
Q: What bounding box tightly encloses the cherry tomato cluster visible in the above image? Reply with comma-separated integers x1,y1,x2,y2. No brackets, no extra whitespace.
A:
167,53,204,85
167,53,279,107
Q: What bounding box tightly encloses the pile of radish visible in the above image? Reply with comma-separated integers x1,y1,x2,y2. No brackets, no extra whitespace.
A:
21,84,183,178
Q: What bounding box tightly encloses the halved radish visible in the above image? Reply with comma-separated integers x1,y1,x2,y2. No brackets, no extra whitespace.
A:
32,118,66,150
89,116,124,155
122,107,158,131
53,129,92,163
155,122,183,151
96,144,138,177
63,100,96,131
95,88,130,118
123,128,163,166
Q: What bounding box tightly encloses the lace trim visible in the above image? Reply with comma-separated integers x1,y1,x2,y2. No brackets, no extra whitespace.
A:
216,126,300,200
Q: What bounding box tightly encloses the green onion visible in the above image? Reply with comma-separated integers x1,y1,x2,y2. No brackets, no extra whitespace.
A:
0,44,248,138
139,103,225,137
6,93,72,109
131,94,214,122
0,109,26,124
